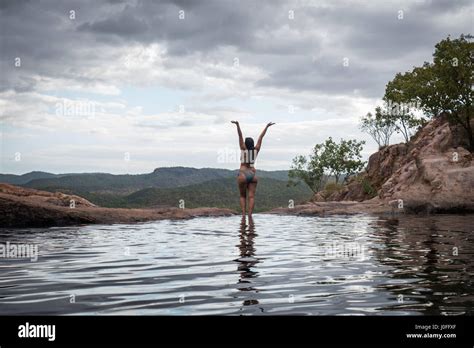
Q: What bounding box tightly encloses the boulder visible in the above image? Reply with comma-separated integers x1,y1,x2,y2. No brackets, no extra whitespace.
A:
310,115,474,213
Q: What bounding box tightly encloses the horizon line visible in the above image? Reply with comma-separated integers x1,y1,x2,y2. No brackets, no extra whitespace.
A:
0,166,292,176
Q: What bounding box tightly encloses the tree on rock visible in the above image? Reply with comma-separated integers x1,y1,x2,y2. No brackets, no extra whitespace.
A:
384,34,473,150
360,106,397,148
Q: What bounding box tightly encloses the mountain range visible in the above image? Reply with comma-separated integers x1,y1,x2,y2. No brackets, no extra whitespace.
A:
0,167,312,212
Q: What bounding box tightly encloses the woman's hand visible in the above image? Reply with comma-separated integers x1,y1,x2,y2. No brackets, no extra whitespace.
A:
266,122,276,128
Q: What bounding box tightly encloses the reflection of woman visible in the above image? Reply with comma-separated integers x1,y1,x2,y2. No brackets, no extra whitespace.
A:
236,216,261,307
231,121,275,218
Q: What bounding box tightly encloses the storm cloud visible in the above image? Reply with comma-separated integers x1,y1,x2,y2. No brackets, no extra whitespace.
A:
0,0,471,173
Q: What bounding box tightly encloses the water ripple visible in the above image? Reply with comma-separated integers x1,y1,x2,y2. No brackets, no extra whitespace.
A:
0,213,473,315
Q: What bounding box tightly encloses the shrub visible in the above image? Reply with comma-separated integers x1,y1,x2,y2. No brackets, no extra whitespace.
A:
324,182,344,195
361,177,377,198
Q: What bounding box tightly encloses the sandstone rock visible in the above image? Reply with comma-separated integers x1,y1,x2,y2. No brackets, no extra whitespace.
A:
308,115,474,213
310,192,326,202
378,117,474,212
0,184,237,227
269,199,391,216
0,184,96,208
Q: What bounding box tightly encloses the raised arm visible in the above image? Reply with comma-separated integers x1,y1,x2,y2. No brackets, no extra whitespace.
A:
231,121,245,150
255,122,275,152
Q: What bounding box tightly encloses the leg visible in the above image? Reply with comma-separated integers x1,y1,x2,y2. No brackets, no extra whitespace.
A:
237,175,247,217
247,179,258,218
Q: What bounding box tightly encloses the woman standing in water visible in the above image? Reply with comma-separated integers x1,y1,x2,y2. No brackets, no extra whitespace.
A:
231,121,275,218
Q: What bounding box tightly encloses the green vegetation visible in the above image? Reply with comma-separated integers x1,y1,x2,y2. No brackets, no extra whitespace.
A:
288,155,325,193
14,167,291,194
359,35,472,149
383,34,473,149
323,182,344,196
360,106,397,148
289,137,366,192
81,177,312,212
0,167,312,212
360,177,377,198
21,168,235,193
0,171,61,185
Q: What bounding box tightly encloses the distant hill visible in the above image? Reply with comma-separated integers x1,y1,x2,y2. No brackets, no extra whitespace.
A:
0,167,310,212
1,167,290,194
0,171,60,185
82,177,312,212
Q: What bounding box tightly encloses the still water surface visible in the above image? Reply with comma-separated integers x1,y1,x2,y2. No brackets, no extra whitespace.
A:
0,214,473,315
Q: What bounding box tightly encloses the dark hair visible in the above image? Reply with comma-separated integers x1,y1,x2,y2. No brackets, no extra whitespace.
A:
245,137,254,150
243,137,256,164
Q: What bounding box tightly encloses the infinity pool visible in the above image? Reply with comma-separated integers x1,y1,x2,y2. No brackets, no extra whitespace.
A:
0,214,472,315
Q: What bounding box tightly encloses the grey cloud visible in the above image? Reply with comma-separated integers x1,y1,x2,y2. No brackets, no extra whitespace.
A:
76,0,284,54
415,0,472,14
258,59,384,98
0,0,31,11
0,0,470,98
78,9,148,36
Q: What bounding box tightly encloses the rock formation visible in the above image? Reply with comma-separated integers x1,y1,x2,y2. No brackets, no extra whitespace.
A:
0,183,236,227
279,115,474,215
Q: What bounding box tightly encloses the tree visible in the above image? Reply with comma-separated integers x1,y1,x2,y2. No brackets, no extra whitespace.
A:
384,99,426,143
384,34,473,150
289,137,366,192
390,110,425,143
327,138,366,183
288,154,326,194
360,106,397,148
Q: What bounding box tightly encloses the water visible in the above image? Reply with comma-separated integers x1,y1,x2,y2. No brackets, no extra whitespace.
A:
0,214,473,315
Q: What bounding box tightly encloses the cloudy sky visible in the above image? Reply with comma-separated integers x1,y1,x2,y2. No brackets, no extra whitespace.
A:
0,0,472,174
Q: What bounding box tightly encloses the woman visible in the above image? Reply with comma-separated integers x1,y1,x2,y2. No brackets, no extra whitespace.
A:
231,121,275,217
